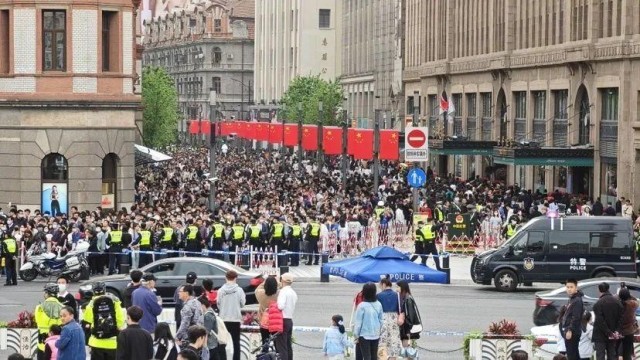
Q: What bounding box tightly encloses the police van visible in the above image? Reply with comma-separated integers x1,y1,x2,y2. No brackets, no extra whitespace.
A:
471,216,636,292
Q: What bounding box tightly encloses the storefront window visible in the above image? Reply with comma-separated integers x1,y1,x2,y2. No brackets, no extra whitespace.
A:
454,155,463,178
554,166,567,192
516,166,526,188
534,166,546,192
602,162,617,197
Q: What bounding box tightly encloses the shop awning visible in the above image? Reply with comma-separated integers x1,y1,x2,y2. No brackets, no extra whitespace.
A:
492,146,594,167
429,139,497,156
134,144,172,166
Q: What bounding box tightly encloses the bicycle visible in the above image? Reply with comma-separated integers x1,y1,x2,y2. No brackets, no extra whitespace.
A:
251,332,281,360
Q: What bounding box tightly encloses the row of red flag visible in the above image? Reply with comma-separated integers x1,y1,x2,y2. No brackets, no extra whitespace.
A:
188,120,399,160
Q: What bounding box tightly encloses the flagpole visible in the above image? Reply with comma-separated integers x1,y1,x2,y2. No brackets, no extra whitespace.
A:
373,109,381,194
342,109,349,193
317,101,324,177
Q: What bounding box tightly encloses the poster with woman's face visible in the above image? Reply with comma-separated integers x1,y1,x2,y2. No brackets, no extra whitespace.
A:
42,183,68,217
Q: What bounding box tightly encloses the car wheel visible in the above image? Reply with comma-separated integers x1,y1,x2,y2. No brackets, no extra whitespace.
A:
494,269,518,292
594,270,614,278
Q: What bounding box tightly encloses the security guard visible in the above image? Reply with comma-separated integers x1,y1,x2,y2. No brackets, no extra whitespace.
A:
434,202,446,224
247,218,262,249
106,223,123,275
230,219,245,264
138,223,152,267
288,218,302,266
305,217,321,265
35,283,63,359
184,219,202,255
410,218,443,271
503,218,519,240
210,217,226,259
374,201,385,222
159,220,177,256
270,217,285,249
2,232,18,286
82,281,125,360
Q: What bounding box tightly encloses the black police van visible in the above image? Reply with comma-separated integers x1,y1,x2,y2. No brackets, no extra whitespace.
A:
471,216,636,292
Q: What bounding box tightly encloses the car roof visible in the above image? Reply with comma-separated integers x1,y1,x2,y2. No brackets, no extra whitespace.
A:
526,216,633,231
538,277,640,296
140,257,261,276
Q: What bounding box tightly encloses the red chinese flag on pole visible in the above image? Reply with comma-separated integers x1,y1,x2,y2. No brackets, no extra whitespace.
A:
242,122,254,139
189,120,200,135
268,123,283,144
283,124,299,146
379,130,400,160
348,128,374,160
229,122,239,135
322,126,343,155
255,122,269,141
219,122,230,136
302,125,318,150
200,120,211,135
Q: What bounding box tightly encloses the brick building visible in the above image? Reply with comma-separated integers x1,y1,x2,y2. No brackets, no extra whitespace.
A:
0,0,141,212
404,0,640,205
142,0,254,129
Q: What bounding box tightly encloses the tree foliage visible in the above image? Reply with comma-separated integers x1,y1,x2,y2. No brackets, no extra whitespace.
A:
142,66,179,149
279,75,344,126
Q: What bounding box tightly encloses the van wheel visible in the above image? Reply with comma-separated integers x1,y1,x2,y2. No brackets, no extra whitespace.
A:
594,270,614,278
494,269,518,292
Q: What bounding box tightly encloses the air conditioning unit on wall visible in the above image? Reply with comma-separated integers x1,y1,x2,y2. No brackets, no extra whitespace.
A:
227,53,234,60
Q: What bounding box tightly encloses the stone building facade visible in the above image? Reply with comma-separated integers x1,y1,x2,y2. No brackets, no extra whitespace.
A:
142,0,254,126
254,0,342,103
404,0,640,205
0,0,141,212
341,0,404,130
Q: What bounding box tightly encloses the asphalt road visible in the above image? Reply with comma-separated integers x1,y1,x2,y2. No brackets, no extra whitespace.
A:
0,279,559,359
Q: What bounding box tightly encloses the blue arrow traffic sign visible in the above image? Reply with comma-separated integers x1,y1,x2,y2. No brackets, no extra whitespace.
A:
407,168,427,188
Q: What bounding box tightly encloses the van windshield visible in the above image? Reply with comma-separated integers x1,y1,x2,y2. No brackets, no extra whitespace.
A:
500,220,535,248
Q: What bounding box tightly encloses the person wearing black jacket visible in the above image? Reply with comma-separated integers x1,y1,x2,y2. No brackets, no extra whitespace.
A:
123,270,143,309
116,306,154,360
560,278,584,360
592,282,623,360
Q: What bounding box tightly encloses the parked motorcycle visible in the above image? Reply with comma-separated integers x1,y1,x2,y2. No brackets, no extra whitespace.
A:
19,240,90,282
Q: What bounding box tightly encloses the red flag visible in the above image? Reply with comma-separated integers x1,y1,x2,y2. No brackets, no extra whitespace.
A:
283,124,299,146
322,126,343,155
268,123,283,144
189,120,200,135
255,122,269,141
229,122,239,135
348,128,374,160
439,91,449,115
241,122,254,139
220,122,231,136
200,120,211,135
302,125,318,150
379,130,399,160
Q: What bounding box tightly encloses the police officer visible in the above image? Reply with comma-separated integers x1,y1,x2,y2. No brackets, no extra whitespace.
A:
374,201,385,222
288,218,302,266
410,218,443,271
503,218,519,240
106,223,123,275
82,281,125,360
35,283,63,360
210,217,226,260
158,220,177,256
138,223,152,267
2,232,18,286
230,219,245,264
434,202,446,224
305,217,321,265
247,217,262,250
270,217,285,249
184,219,202,256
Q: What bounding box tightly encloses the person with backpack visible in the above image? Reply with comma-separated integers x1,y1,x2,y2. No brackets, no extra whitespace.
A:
35,283,64,360
82,281,125,360
153,322,178,360
198,296,227,360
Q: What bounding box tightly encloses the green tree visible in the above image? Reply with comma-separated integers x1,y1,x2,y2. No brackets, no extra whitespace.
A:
279,75,344,126
142,66,179,149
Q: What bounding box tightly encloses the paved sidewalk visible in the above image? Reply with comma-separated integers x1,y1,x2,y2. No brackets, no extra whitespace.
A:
287,254,475,285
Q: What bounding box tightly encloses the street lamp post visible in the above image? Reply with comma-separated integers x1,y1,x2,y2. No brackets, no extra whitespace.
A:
297,102,303,176
317,101,324,177
209,90,217,212
412,90,420,214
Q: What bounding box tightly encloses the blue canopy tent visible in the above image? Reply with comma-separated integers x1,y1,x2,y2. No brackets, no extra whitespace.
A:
321,246,448,283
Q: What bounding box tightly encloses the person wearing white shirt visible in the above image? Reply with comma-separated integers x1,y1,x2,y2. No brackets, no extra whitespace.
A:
276,273,298,360
578,312,594,360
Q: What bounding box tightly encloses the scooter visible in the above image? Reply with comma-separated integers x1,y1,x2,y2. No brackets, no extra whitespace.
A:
19,240,90,282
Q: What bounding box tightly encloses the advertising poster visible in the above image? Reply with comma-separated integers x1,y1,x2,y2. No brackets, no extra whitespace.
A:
42,183,68,216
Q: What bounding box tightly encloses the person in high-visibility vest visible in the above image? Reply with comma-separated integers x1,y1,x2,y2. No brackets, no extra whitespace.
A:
305,217,321,265
270,217,285,249
158,220,177,256
434,202,446,223
210,217,226,260
82,281,125,359
230,220,245,265
138,223,152,267
288,218,302,266
374,201,385,222
2,232,18,286
107,223,123,275
184,220,202,255
35,283,64,357
503,218,519,240
247,218,262,249
410,218,443,270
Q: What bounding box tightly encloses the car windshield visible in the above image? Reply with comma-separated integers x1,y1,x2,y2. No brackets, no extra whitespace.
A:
500,220,534,248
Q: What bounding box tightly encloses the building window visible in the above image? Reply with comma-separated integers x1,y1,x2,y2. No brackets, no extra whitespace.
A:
212,77,221,95
452,94,462,136
600,88,619,160
214,19,222,32
481,93,492,141
428,95,437,136
212,47,222,67
552,90,568,146
43,10,66,71
101,153,118,210
514,92,526,141
102,11,118,72
0,10,8,74
533,91,546,144
466,94,477,140
319,9,331,29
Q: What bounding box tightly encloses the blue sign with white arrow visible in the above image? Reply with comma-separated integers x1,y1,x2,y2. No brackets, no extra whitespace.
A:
407,168,427,188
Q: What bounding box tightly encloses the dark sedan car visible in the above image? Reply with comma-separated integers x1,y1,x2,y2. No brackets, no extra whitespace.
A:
533,277,640,326
77,257,264,307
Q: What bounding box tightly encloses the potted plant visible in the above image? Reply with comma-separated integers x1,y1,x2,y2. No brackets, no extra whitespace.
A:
463,319,535,360
0,311,38,359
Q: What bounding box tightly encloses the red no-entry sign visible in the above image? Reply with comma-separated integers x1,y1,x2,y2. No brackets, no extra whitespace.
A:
404,127,429,161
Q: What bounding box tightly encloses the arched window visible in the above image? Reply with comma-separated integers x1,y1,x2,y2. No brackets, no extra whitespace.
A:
102,153,118,210
41,153,68,216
